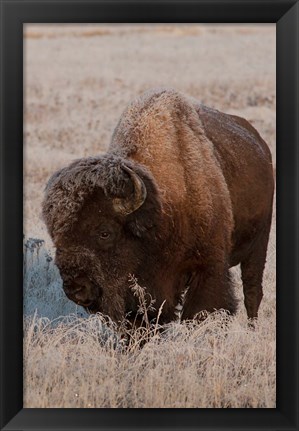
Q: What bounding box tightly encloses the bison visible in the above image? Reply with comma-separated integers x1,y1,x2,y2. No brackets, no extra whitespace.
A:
42,88,274,324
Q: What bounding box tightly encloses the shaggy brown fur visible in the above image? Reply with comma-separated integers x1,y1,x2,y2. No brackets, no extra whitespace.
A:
43,88,274,323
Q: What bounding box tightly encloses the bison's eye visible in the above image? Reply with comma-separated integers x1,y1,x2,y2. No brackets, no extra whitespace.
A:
96,224,118,248
99,231,110,240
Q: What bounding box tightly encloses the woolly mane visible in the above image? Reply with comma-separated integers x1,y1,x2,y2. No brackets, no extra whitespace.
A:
42,154,159,240
43,155,129,237
109,87,207,158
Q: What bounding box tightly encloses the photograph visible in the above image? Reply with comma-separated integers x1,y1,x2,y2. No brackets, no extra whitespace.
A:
23,23,276,408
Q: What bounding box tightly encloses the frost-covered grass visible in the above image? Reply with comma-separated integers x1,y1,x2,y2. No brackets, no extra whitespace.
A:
23,310,276,408
24,238,88,320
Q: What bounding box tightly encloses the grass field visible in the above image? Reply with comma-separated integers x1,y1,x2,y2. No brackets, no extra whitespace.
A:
23,24,276,408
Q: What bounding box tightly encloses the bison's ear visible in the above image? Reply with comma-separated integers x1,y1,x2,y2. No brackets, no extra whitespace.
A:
112,166,147,216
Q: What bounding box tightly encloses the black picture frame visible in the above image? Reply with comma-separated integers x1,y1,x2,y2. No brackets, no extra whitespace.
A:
1,1,298,430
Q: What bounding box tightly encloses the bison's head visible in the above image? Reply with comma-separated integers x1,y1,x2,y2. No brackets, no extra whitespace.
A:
42,155,166,323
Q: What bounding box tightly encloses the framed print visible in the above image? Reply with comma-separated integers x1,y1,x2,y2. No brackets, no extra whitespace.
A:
1,0,298,430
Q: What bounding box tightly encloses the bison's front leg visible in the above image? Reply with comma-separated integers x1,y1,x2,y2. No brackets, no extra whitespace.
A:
181,268,237,320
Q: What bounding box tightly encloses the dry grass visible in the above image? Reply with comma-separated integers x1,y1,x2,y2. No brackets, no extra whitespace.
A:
23,311,276,408
23,24,276,408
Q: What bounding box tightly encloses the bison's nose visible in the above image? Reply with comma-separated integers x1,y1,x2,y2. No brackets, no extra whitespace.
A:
63,277,97,307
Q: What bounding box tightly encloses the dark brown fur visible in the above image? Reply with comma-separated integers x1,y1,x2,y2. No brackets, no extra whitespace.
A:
42,88,274,323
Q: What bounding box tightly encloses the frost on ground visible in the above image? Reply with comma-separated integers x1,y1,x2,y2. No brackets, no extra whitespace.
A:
24,238,88,320
24,306,276,408
23,24,276,408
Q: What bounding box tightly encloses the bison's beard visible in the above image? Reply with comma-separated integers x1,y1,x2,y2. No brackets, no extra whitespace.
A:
84,287,127,324
83,283,149,327
84,301,102,314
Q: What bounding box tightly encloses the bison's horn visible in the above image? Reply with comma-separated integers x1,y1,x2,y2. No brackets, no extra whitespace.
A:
113,166,147,215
